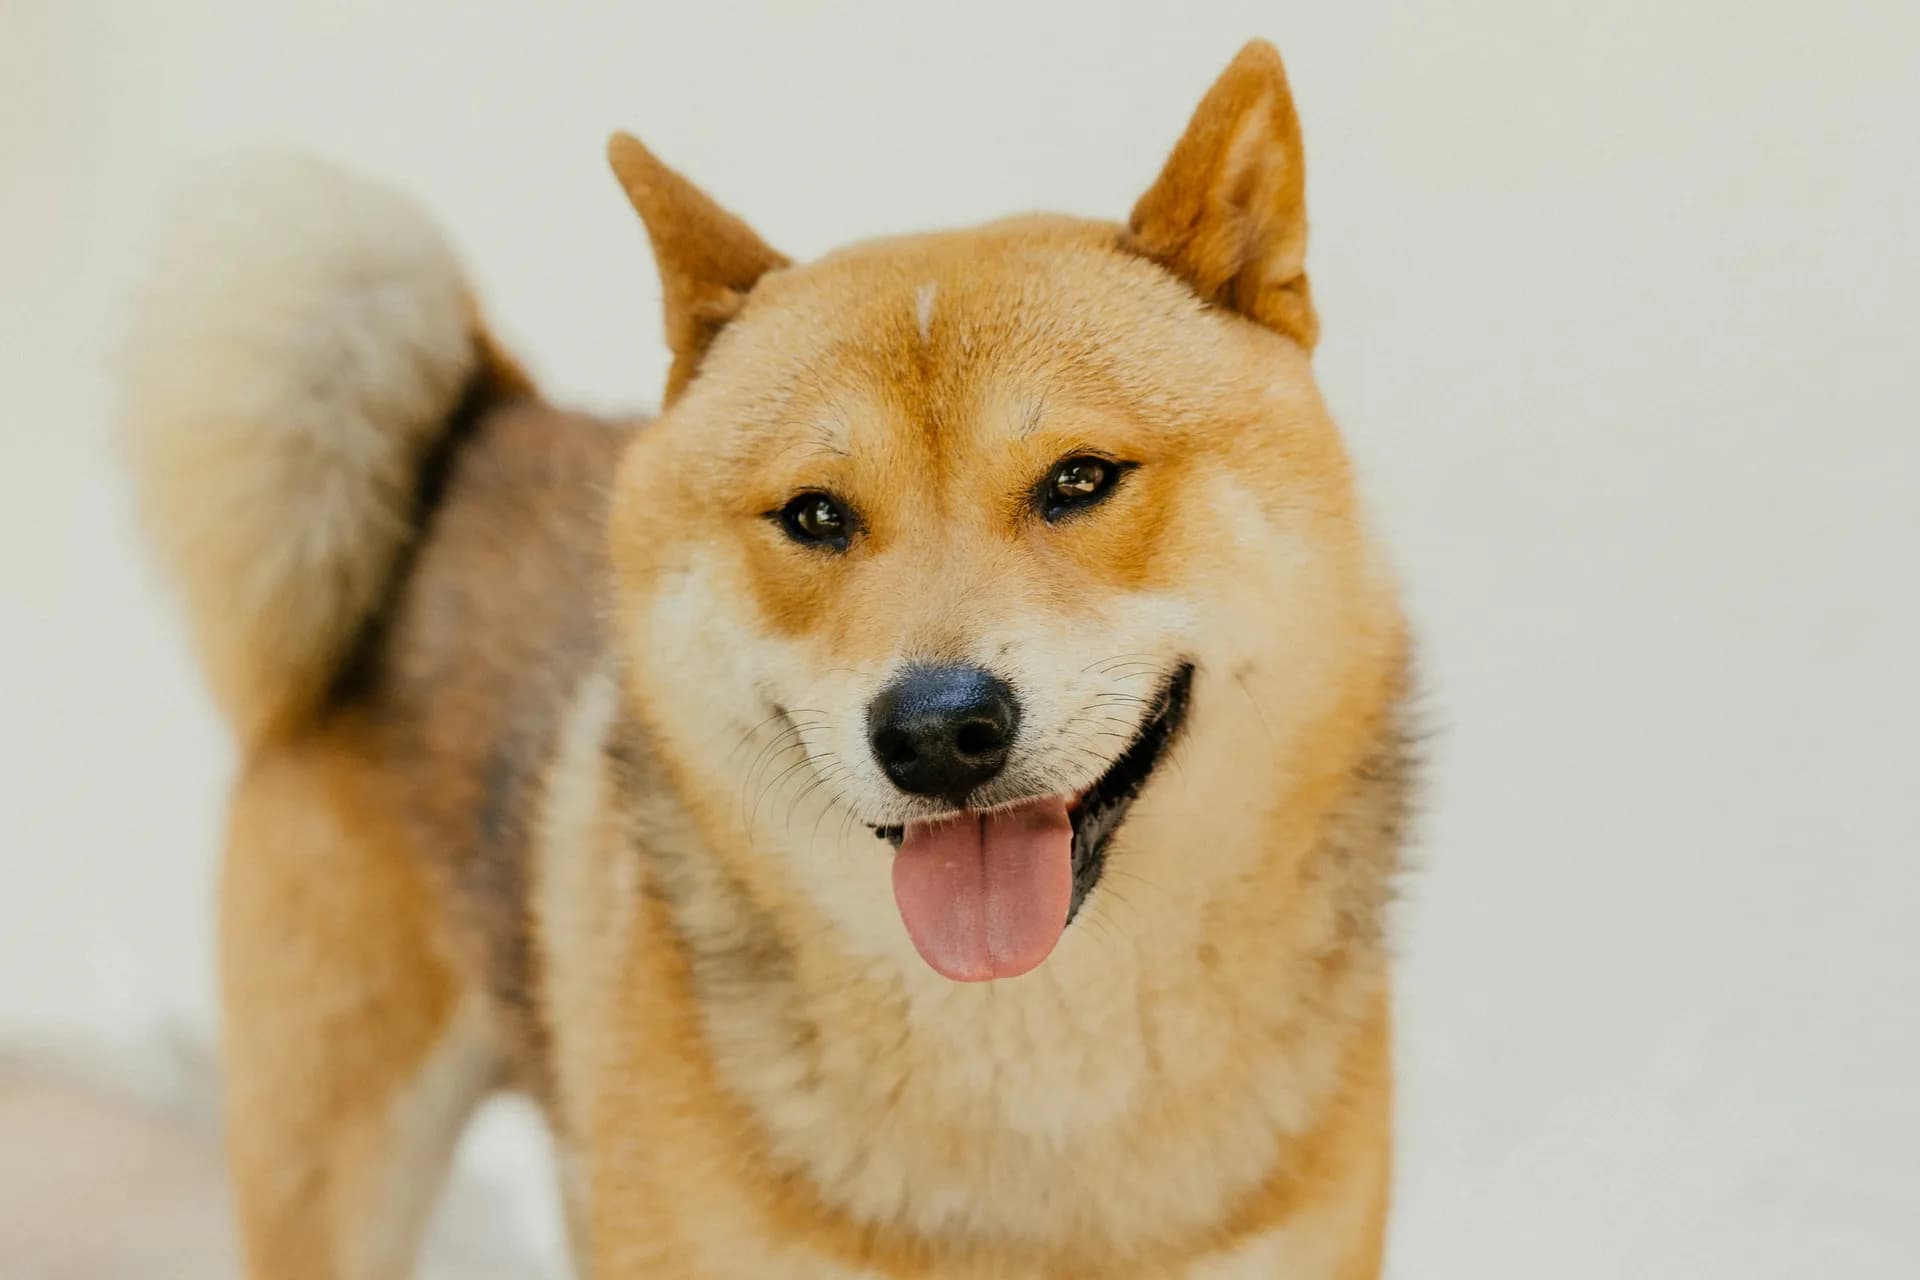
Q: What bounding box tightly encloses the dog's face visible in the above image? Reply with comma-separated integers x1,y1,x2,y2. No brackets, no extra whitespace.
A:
608,43,1398,981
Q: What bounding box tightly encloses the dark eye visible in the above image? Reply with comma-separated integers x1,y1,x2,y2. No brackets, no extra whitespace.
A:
775,492,854,550
1040,455,1129,521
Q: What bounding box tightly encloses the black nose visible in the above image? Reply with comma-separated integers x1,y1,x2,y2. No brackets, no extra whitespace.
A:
867,664,1019,805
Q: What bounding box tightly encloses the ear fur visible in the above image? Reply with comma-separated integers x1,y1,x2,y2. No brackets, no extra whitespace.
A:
607,132,789,402
1125,40,1319,349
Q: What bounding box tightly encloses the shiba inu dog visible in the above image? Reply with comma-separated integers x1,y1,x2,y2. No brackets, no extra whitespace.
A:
121,38,1414,1280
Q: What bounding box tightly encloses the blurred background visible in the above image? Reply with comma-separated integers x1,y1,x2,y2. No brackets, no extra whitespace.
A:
3,1,1916,1276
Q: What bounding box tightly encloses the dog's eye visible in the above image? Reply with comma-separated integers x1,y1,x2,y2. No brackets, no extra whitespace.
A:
1040,456,1129,521
775,492,854,550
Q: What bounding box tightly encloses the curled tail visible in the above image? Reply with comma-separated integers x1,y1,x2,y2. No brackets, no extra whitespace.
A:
119,152,522,746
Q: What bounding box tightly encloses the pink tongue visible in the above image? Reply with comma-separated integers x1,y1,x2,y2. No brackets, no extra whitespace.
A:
891,795,1074,982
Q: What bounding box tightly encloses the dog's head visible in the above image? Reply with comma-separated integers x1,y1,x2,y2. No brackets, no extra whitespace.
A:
607,42,1402,982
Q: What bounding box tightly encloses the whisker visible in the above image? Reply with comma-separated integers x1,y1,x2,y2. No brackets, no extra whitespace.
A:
1234,669,1277,763
1082,652,1157,675
784,750,843,831
806,766,854,848
740,732,814,827
725,709,823,762
752,754,819,831
739,731,811,824
1104,866,1177,903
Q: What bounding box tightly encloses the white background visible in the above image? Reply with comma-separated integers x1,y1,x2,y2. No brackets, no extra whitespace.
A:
4,2,1917,1276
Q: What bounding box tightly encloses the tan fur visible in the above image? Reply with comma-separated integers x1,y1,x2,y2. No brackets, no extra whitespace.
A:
127,40,1411,1279
118,152,510,747
1128,41,1319,351
220,726,499,1279
607,132,791,404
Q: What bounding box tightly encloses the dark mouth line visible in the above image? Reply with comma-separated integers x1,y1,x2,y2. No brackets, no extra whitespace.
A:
871,662,1196,921
1064,661,1193,921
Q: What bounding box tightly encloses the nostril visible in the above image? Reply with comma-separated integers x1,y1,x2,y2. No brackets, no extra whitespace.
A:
953,718,1006,758
872,726,916,768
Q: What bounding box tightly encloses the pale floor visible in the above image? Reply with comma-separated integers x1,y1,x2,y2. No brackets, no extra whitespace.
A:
0,1068,568,1279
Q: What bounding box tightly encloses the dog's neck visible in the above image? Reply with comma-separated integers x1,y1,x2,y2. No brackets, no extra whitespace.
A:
608,675,1414,1263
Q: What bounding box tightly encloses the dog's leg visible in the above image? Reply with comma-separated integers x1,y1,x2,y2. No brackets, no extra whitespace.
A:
220,740,500,1280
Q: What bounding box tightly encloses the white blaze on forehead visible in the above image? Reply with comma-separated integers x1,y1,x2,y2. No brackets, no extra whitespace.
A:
914,282,937,342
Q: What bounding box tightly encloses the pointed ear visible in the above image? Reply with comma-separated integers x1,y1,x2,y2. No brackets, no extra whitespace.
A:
607,132,789,402
1125,41,1318,350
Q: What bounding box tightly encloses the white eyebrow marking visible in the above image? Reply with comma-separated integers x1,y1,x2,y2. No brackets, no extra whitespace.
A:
914,282,937,342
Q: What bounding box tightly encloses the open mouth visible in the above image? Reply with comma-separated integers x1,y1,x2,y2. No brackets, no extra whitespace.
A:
873,662,1194,979
1060,660,1194,921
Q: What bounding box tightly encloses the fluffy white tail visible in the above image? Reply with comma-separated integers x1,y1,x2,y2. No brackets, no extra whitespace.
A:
119,152,488,746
